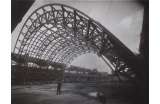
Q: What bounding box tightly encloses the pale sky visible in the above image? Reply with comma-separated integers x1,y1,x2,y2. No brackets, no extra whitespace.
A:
11,0,144,73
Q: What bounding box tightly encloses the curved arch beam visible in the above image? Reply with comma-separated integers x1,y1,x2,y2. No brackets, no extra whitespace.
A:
13,4,141,79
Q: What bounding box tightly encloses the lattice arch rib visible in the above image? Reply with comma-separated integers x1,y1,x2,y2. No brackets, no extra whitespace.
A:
13,3,141,80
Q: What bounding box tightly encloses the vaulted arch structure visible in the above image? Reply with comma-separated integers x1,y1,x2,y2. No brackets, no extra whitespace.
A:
12,4,141,80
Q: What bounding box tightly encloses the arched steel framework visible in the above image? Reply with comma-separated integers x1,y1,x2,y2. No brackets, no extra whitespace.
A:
13,4,141,80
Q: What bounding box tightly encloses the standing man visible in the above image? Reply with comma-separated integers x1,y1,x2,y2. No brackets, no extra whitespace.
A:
56,81,62,95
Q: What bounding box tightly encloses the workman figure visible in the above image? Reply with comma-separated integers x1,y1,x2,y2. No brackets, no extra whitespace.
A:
56,81,62,95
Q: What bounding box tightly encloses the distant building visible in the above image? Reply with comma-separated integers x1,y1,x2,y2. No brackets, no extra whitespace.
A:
99,72,108,77
63,65,108,83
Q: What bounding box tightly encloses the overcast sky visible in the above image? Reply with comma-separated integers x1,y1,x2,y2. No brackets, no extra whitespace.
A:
11,0,144,73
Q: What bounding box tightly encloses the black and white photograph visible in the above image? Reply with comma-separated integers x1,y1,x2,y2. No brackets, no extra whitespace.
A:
11,0,149,104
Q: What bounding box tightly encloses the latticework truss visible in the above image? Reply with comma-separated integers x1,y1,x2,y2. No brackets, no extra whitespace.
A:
12,4,142,81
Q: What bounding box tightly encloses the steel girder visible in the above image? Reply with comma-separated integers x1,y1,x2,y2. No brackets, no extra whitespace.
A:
13,4,141,80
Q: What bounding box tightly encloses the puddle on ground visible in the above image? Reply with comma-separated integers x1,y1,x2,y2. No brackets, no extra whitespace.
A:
88,92,98,97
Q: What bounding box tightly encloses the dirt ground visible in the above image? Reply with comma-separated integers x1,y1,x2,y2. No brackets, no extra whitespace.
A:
11,83,146,104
